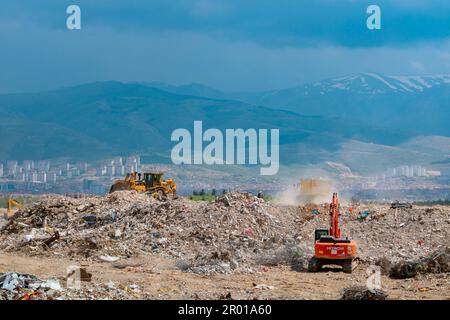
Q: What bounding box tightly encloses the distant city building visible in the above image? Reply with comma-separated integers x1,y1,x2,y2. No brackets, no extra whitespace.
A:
66,168,80,179
76,162,88,173
387,165,428,178
114,165,125,176
83,179,107,194
37,160,50,172
106,165,115,176
111,157,123,166
22,160,35,172
47,172,57,183
426,170,441,177
14,172,26,181
125,164,137,173
96,167,106,176
125,155,140,173
6,160,18,175
37,171,47,183
0,164,3,177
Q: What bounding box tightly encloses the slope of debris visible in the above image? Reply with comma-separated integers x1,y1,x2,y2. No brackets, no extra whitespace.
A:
1,191,449,275
294,203,450,265
0,191,301,274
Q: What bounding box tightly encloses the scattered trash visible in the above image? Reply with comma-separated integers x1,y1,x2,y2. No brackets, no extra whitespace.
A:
110,209,118,222
253,284,274,290
0,272,63,300
390,202,413,209
99,255,121,263
341,286,387,300
357,210,370,221
23,234,34,242
106,280,116,290
83,214,97,226
389,261,418,279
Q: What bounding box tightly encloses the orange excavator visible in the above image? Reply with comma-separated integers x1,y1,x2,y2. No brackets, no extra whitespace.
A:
308,193,357,273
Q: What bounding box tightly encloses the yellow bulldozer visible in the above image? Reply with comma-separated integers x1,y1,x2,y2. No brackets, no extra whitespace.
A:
109,172,177,199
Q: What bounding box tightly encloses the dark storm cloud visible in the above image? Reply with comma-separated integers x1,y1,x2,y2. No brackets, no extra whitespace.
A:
2,0,450,47
0,0,449,93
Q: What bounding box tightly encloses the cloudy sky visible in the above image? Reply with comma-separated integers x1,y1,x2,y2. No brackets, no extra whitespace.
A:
1,0,450,93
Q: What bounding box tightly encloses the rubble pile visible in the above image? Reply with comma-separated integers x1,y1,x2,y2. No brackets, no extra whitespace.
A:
341,286,387,300
1,191,449,274
387,247,450,279
0,191,301,274
294,204,450,264
0,271,150,300
0,271,63,300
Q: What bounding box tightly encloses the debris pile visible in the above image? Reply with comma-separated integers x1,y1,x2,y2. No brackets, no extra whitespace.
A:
388,247,450,279
0,191,301,274
295,203,450,264
0,271,152,300
0,272,62,300
341,286,388,300
1,191,448,275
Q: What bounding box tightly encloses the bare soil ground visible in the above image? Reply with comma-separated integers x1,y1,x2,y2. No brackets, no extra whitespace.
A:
0,252,448,300
1,192,448,300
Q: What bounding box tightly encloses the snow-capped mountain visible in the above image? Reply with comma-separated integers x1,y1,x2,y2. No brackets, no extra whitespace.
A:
232,73,450,137
313,73,450,94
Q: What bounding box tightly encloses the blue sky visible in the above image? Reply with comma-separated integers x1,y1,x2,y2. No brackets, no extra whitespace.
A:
1,0,450,93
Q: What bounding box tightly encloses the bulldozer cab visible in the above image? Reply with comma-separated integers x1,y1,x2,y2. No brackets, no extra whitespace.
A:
143,172,163,188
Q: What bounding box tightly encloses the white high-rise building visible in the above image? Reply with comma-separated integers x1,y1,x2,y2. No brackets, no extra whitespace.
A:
106,165,115,176
22,160,35,172
6,160,18,175
114,165,125,176
37,172,47,183
37,160,50,172
47,172,57,183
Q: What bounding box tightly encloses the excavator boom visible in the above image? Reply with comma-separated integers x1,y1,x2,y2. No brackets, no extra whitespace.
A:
330,192,341,239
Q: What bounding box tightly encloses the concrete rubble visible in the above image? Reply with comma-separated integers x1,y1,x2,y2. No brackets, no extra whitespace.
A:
0,191,449,276
341,286,388,300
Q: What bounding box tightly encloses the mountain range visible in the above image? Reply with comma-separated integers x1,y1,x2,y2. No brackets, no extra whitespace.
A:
0,73,449,175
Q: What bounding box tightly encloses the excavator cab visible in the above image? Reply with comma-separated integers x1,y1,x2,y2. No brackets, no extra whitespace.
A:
314,228,329,241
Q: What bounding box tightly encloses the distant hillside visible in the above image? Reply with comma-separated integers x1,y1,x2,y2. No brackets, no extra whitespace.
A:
141,82,227,100
231,73,450,136
0,79,447,176
0,81,408,167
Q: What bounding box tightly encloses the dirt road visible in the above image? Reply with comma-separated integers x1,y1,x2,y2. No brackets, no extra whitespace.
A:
1,252,448,300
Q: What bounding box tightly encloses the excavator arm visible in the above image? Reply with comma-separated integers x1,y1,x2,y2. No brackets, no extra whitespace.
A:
7,196,23,215
329,192,341,239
